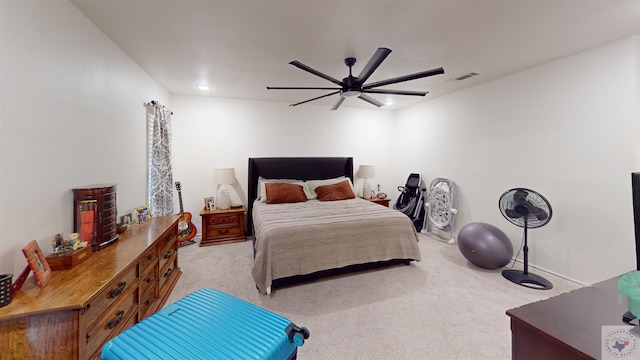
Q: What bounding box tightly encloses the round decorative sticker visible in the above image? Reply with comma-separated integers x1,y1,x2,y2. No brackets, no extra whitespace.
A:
604,327,639,358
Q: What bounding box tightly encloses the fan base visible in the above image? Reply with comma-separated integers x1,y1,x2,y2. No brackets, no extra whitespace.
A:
502,269,553,290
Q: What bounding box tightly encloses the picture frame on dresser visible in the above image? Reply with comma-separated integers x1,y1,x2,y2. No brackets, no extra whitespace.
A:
21,240,52,288
204,197,215,211
135,205,151,224
120,213,132,226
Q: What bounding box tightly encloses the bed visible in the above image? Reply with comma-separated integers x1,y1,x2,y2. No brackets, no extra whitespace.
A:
248,157,421,294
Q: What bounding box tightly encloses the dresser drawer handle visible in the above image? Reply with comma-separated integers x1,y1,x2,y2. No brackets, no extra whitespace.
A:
164,250,174,259
164,268,173,278
109,281,126,298
164,233,173,242
108,310,125,329
147,253,154,261
219,229,229,235
146,277,153,284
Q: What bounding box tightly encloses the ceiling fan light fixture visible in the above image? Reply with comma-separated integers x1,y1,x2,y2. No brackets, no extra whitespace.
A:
341,90,361,98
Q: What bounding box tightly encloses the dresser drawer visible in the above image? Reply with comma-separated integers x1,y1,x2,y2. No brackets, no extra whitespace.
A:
158,226,178,254
139,283,159,320
159,255,178,290
139,244,158,271
159,241,177,272
207,214,240,227
83,264,138,327
85,285,137,358
139,261,158,297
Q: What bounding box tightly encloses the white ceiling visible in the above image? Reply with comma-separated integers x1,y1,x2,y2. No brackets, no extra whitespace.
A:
70,0,640,110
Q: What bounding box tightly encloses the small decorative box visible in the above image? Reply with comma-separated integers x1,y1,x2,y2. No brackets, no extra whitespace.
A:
46,246,91,271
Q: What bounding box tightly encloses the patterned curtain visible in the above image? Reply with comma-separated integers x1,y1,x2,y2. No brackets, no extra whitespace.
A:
147,101,174,216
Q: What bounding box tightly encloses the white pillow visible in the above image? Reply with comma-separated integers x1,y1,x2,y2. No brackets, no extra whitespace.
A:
257,177,304,202
304,176,354,200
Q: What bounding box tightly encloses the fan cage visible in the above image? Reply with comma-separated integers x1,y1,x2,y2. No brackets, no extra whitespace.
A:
499,188,552,229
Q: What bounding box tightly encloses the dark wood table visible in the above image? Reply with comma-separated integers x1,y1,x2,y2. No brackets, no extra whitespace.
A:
506,275,628,359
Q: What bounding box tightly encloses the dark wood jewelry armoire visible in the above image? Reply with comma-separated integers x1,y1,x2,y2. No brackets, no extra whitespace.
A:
72,184,118,251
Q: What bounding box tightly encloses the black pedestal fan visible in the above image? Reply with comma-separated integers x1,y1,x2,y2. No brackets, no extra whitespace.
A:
499,188,553,290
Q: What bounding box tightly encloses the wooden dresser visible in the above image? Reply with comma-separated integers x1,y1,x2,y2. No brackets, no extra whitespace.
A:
507,276,625,359
0,215,181,360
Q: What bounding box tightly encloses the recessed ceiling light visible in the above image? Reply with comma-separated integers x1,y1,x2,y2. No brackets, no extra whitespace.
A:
198,85,210,90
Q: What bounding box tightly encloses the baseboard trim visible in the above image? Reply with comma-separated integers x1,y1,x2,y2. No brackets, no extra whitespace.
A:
507,258,588,288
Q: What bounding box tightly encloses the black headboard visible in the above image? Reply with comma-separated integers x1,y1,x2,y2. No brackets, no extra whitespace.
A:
247,157,354,236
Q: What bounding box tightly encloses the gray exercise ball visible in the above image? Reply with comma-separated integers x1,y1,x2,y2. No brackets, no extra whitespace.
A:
457,222,514,269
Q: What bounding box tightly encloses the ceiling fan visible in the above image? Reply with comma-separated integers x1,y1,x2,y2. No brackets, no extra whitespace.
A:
267,47,444,110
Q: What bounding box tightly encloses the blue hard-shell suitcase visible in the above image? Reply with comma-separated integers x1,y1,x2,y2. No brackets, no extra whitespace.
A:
101,288,310,360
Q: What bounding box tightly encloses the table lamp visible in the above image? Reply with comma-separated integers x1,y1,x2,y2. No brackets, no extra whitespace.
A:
359,165,376,200
214,168,237,210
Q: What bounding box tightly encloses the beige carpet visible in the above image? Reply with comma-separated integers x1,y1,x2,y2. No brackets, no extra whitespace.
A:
167,234,578,359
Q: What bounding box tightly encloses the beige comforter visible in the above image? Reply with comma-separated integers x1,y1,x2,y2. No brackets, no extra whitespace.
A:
251,198,421,293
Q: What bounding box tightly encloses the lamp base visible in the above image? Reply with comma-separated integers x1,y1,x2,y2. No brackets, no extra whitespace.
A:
363,181,371,200
217,186,231,210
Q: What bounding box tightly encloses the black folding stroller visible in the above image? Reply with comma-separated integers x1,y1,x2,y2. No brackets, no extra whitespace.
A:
394,173,427,231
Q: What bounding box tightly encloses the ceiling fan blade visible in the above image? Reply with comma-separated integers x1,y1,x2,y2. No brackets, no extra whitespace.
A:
289,91,340,107
358,94,384,107
289,61,344,87
267,86,342,90
330,97,345,111
356,47,392,85
363,67,445,89
362,89,427,96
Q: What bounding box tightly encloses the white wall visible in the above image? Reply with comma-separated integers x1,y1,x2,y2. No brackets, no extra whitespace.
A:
1,1,637,287
395,37,639,284
0,1,169,277
169,95,396,222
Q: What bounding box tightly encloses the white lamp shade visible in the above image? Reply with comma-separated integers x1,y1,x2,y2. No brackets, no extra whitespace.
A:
213,168,237,185
358,165,376,179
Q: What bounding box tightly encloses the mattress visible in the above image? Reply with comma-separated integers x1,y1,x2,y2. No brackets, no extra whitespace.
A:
252,198,421,293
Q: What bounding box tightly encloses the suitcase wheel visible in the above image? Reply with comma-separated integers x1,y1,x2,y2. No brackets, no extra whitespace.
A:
293,333,305,346
286,324,310,346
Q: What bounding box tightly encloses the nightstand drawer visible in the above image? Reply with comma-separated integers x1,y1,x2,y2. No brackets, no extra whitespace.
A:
206,226,242,238
207,214,240,227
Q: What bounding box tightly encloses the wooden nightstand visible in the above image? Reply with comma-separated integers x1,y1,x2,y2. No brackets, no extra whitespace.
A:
368,197,390,207
199,206,246,246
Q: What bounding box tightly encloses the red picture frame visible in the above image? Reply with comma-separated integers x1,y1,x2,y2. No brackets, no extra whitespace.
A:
22,240,52,288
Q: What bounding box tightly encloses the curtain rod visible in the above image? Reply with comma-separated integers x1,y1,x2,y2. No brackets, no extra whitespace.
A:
145,100,174,115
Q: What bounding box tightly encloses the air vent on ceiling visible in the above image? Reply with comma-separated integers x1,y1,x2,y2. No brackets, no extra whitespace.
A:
449,72,480,82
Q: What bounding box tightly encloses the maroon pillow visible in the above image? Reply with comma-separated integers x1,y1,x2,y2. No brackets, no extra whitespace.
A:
315,180,355,201
265,183,307,204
